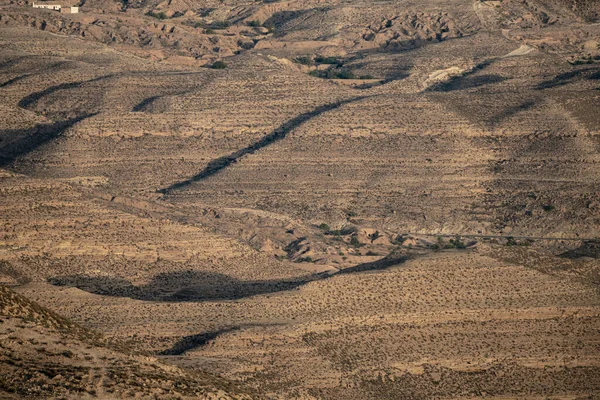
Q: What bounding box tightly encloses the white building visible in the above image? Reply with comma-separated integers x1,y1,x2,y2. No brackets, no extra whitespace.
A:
32,2,79,12
32,2,62,10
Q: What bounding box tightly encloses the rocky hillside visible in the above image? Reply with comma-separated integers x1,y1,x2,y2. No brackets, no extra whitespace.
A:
1,0,599,398
0,285,257,399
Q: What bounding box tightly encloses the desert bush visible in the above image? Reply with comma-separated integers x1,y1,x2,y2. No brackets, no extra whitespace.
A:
314,56,340,64
210,61,228,69
449,237,467,249
432,236,466,249
247,19,261,27
294,56,313,65
146,11,168,20
393,235,406,245
309,69,357,79
350,235,362,248
319,223,331,232
210,20,230,29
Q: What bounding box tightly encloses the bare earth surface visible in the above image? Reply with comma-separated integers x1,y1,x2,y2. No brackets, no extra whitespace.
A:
1,0,600,398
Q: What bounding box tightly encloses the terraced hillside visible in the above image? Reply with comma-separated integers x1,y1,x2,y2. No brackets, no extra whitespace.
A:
1,0,599,398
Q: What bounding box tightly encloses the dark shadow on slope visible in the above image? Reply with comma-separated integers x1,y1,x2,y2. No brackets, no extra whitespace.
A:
424,59,495,92
132,95,161,112
485,99,537,128
536,67,600,90
0,113,97,167
131,90,192,112
430,74,507,92
263,9,314,37
48,271,318,302
559,240,600,259
154,255,412,356
338,250,410,274
158,96,367,195
0,74,32,88
48,251,412,302
17,74,114,109
0,56,34,71
159,327,241,355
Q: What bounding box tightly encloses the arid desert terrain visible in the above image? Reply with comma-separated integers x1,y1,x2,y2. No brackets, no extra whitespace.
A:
1,0,600,398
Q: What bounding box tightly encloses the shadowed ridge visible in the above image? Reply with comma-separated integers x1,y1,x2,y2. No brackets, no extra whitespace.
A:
159,327,242,355
338,248,410,274
424,59,495,92
536,67,600,90
158,96,370,195
131,90,193,112
131,95,161,112
47,271,315,302
17,74,114,109
0,113,97,168
0,74,31,88
48,250,412,302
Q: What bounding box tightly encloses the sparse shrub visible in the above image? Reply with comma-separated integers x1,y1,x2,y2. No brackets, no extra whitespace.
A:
318,223,331,232
393,235,406,245
205,28,215,34
542,204,555,212
365,250,378,256
449,237,467,249
294,56,313,65
506,236,518,246
314,56,340,64
309,69,357,79
360,74,375,79
210,61,228,69
210,20,230,29
247,19,261,27
146,11,168,20
432,236,466,249
350,235,362,248
296,256,313,263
